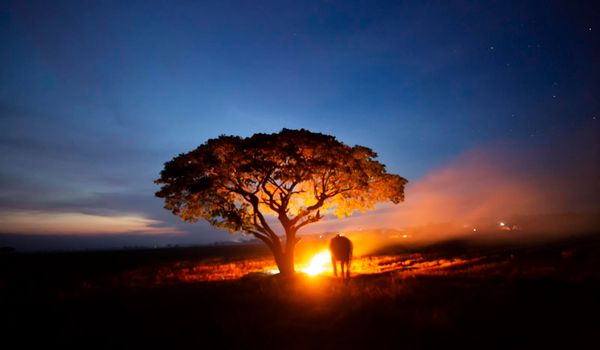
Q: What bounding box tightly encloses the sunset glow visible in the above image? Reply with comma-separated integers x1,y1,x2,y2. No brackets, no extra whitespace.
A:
155,253,483,283
301,250,332,276
0,211,179,235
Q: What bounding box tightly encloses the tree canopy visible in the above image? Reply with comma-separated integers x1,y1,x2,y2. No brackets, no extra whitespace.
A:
155,128,407,274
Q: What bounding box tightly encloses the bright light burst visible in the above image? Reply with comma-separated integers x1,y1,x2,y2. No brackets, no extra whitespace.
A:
301,250,331,276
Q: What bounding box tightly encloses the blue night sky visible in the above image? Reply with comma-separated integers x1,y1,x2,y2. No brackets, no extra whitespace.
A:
1,1,599,250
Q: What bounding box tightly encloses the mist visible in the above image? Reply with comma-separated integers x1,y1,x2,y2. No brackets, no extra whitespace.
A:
306,122,600,252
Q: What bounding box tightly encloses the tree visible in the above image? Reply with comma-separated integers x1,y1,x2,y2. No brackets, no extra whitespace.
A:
155,129,407,275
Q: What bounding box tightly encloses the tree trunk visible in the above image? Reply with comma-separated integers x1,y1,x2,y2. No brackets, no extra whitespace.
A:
282,226,298,275
272,250,283,272
269,242,294,275
278,252,295,275
272,225,297,276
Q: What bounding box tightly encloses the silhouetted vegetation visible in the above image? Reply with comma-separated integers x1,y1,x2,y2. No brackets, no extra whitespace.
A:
0,246,15,254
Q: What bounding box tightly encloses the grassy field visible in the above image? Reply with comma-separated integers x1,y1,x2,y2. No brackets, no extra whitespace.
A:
2,233,599,349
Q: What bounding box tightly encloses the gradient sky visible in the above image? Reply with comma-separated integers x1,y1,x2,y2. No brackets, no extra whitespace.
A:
1,0,599,250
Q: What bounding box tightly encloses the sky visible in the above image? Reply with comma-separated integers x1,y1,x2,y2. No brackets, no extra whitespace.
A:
1,0,599,251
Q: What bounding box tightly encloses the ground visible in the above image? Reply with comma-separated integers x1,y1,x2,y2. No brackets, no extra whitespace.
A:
1,233,599,349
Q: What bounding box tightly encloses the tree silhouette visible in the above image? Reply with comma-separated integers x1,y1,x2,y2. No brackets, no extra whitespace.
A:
155,129,407,275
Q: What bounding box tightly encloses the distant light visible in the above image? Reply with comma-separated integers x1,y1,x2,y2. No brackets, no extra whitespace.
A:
473,228,477,232
402,234,408,239
500,222,505,227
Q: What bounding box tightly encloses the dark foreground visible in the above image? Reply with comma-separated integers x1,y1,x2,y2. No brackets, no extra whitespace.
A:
2,234,600,349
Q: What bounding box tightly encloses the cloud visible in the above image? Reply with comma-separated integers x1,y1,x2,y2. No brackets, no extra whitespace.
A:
0,211,180,235
305,121,600,240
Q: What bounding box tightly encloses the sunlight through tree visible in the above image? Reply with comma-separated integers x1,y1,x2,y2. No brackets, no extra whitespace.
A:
155,129,407,275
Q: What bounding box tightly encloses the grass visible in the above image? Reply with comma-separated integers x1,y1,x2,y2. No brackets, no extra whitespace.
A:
1,233,599,349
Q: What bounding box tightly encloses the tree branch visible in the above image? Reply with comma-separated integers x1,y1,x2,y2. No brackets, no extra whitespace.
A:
290,194,327,226
267,177,289,197
221,180,281,246
245,193,280,243
245,230,275,251
295,210,322,231
260,177,281,211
